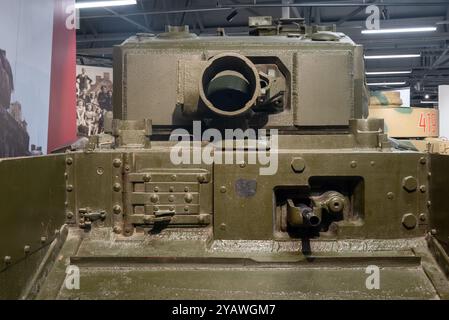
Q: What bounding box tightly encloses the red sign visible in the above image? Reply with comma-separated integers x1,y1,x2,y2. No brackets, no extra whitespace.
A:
47,0,76,153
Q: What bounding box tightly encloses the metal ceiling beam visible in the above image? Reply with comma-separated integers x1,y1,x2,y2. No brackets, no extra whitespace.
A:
103,7,153,32
336,5,365,26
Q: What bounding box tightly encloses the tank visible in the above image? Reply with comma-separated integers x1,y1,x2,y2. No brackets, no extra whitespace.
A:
1,18,449,300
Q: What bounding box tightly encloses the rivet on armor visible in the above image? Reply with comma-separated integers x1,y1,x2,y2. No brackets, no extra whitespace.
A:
291,157,306,173
113,158,122,168
197,174,206,183
151,194,159,203
184,193,193,203
113,205,122,214
419,213,427,222
113,183,122,192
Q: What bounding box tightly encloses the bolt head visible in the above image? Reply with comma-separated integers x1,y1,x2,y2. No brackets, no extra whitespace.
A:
40,237,47,244
143,174,151,182
113,226,122,234
431,229,438,235
113,158,122,168
113,205,122,214
24,246,31,254
402,176,418,192
220,186,227,193
350,161,357,168
420,157,427,165
113,183,122,192
150,194,159,203
291,157,306,173
402,213,417,230
66,158,73,165
387,192,395,200
184,193,193,203
66,212,74,219
197,174,207,183
220,223,226,231
420,185,427,193
66,184,74,192
4,256,12,264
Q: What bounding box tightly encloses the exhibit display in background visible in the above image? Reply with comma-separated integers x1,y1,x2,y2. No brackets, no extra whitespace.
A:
369,107,439,138
369,89,410,108
76,65,113,137
0,0,76,157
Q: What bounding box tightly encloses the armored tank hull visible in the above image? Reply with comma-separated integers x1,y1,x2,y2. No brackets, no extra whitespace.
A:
1,22,449,300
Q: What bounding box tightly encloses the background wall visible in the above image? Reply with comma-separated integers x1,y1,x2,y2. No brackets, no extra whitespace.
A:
439,85,449,139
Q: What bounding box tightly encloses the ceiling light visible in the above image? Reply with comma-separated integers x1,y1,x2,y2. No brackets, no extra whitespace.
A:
420,101,438,104
365,71,412,75
364,54,421,60
425,94,430,99
362,27,437,34
75,0,137,9
367,82,407,86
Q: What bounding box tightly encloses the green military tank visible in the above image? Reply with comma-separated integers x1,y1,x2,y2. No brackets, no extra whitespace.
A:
1,18,449,300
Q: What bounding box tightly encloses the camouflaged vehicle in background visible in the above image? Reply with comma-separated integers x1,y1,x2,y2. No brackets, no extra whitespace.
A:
1,18,449,300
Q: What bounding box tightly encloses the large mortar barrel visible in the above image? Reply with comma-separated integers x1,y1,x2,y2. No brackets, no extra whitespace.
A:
199,53,261,117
